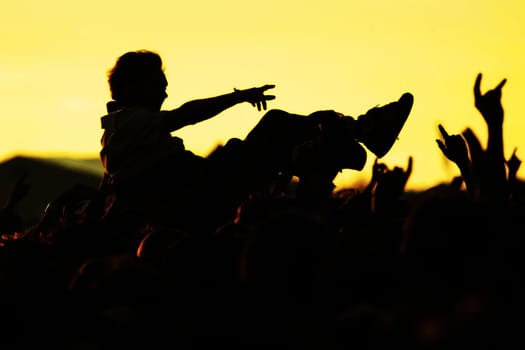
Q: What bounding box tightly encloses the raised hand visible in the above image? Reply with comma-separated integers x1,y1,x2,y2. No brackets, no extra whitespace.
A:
506,147,521,177
474,73,506,126
371,157,388,183
235,84,276,111
371,156,413,214
506,147,521,201
436,125,482,198
436,124,470,168
474,73,508,203
386,156,413,190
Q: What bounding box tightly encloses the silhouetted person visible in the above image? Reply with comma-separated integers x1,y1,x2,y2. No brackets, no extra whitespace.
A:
99,49,413,234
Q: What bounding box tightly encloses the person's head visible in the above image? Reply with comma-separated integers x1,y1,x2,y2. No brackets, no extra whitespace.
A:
107,50,168,111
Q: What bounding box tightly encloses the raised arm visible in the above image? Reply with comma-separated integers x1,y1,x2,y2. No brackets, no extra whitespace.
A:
162,84,276,131
370,156,413,215
436,124,478,197
473,73,508,203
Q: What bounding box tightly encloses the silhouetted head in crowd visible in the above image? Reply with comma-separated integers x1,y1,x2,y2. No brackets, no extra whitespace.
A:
107,50,167,112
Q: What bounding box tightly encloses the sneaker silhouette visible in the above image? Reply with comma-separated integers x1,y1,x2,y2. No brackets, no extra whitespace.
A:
293,93,413,177
356,92,414,158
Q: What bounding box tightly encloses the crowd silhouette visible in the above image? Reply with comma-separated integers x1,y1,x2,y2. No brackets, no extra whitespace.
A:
0,50,524,349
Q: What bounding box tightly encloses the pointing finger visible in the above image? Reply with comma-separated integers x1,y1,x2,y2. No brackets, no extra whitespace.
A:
406,156,413,175
436,139,448,156
496,78,507,90
474,73,482,100
438,124,449,139
262,84,275,91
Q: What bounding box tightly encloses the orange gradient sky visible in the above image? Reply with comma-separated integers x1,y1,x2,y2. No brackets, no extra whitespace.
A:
1,0,524,191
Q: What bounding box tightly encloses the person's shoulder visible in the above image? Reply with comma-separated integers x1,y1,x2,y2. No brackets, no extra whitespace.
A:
102,107,167,131
100,108,137,130
101,111,118,130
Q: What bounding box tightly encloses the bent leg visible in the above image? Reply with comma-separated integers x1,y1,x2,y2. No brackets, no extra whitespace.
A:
244,109,319,159
244,108,368,181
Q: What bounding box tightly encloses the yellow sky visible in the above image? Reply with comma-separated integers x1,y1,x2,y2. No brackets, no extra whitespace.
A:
1,0,524,191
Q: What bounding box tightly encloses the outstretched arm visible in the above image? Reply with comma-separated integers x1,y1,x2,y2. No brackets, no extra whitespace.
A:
163,84,276,131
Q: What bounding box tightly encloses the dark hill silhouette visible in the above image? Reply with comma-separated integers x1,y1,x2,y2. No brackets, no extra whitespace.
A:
0,155,103,229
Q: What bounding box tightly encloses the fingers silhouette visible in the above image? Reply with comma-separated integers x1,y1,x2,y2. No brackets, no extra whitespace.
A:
436,124,469,164
438,124,449,139
506,147,521,174
406,156,413,177
474,73,483,101
235,85,276,111
474,73,506,125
